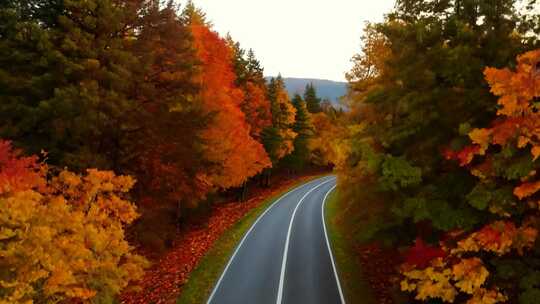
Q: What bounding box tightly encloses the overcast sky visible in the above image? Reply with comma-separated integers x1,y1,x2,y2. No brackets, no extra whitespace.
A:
191,0,395,82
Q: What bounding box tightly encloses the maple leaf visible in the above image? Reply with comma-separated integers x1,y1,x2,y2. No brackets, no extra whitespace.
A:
514,181,540,200
467,288,507,304
531,146,540,160
457,145,482,166
405,238,446,269
452,258,489,294
0,140,147,303
484,67,513,96
469,129,491,151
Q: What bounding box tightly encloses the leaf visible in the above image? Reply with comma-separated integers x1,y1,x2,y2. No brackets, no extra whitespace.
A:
404,238,446,269
467,185,492,210
532,146,540,161
452,258,489,294
379,156,422,190
0,141,147,303
469,129,492,150
514,181,540,200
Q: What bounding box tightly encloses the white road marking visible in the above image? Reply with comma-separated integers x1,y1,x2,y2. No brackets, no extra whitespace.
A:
322,185,346,304
206,176,332,304
275,178,336,304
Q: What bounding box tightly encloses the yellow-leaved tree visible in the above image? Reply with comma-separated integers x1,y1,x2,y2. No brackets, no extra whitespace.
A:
402,50,540,304
0,140,147,304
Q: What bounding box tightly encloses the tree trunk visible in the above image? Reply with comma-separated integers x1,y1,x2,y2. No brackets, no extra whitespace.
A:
239,181,248,202
265,169,271,187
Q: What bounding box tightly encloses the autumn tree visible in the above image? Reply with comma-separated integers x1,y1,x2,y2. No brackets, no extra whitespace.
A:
184,6,271,190
402,49,540,304
125,1,211,212
282,94,314,171
0,140,146,303
310,111,347,168
339,0,536,245
228,37,272,141
263,76,297,163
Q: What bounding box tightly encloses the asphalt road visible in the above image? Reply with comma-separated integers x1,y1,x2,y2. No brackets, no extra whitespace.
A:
207,176,345,304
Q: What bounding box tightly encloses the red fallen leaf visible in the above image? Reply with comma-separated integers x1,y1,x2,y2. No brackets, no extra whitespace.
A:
404,238,446,269
357,243,400,304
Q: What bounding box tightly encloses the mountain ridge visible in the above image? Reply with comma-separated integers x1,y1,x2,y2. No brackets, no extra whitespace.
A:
265,77,347,107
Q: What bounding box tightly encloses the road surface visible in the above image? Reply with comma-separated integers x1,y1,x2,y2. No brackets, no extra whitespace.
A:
207,176,345,304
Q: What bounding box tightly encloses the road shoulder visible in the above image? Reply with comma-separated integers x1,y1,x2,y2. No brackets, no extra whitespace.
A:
324,189,376,304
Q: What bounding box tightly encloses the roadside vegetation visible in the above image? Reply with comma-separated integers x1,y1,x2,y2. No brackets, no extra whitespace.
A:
330,0,540,303
324,190,376,304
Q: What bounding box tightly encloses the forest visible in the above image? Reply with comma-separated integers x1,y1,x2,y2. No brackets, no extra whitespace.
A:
0,0,338,303
3,0,540,303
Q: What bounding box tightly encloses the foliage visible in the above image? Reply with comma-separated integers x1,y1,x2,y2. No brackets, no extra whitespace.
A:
338,1,540,301
282,94,314,170
0,140,146,303
189,19,271,189
340,0,537,245
0,0,141,170
228,38,272,141
126,0,211,212
401,50,540,302
309,110,347,167
263,76,297,163
0,0,337,302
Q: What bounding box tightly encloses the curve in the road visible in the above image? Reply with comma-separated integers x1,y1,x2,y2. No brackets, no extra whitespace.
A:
322,185,345,303
207,176,344,304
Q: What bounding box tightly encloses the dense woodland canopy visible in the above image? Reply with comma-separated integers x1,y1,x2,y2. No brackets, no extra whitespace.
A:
336,0,540,302
0,0,332,302
5,0,540,303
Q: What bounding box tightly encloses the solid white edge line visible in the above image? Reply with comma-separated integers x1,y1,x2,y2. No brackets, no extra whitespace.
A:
206,176,331,304
322,185,346,304
275,178,336,304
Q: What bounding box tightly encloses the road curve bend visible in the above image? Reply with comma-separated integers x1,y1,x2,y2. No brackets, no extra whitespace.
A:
207,176,344,304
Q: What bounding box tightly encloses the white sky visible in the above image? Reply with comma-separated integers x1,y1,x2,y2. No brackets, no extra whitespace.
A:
191,0,395,82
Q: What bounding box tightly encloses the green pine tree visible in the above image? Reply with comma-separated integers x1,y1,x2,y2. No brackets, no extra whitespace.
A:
125,0,210,207
282,94,314,171
263,77,284,163
303,83,322,113
0,0,141,170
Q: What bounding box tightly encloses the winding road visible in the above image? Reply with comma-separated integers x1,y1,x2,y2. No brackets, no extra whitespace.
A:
207,176,345,304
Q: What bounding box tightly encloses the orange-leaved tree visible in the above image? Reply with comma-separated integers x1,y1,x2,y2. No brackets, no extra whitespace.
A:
0,141,147,303
227,39,272,141
264,76,297,163
188,16,271,189
242,81,273,140
402,50,540,303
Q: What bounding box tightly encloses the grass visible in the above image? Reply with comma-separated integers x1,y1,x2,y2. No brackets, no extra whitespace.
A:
324,189,376,304
177,175,325,304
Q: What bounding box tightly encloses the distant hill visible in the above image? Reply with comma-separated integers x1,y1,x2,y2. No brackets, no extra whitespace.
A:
265,77,347,108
